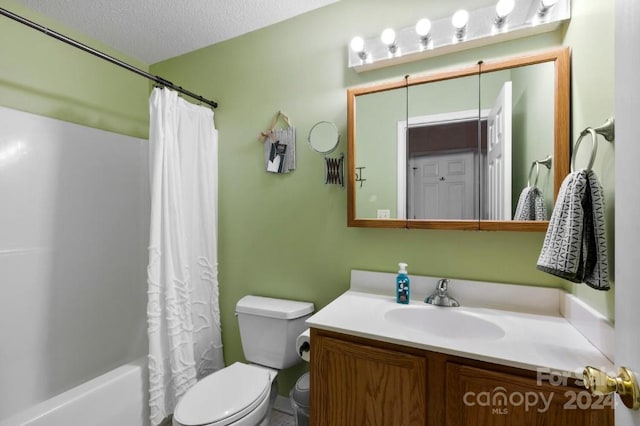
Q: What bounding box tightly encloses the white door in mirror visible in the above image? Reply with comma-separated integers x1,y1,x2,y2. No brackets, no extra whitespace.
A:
486,81,513,220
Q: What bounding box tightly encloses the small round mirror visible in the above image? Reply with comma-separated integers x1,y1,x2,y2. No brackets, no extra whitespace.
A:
308,121,340,155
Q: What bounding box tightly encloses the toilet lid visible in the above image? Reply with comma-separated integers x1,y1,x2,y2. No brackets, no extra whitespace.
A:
173,363,272,426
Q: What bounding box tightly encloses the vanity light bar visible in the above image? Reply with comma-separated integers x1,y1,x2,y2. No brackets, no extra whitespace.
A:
348,0,570,72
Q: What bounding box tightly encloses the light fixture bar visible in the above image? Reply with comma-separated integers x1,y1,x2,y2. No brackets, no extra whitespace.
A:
348,0,570,72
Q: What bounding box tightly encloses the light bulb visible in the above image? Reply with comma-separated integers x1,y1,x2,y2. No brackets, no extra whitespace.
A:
539,0,559,16
452,9,469,41
415,18,432,37
380,28,398,55
494,0,515,28
380,28,396,46
416,18,432,48
496,0,515,19
349,36,367,61
451,9,469,30
349,36,365,53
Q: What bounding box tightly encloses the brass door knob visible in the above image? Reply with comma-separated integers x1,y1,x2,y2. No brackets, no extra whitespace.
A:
583,366,640,410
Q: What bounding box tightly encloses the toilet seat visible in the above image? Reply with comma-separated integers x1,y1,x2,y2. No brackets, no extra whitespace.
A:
173,362,272,426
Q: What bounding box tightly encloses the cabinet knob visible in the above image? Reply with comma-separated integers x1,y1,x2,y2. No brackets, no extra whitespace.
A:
583,366,640,410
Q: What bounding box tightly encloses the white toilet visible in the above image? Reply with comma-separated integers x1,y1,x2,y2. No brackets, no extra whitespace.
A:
173,295,314,426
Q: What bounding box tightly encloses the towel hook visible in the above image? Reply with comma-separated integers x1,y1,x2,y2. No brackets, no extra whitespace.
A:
528,162,541,187
537,154,553,170
571,128,598,172
527,155,552,187
591,117,615,142
571,117,614,172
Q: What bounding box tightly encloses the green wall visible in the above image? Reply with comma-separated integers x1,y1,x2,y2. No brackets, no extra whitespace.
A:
510,62,555,214
1,0,615,397
355,86,405,218
561,0,615,317
0,0,149,138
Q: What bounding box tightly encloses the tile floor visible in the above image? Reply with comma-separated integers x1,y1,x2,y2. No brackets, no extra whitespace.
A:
270,407,296,425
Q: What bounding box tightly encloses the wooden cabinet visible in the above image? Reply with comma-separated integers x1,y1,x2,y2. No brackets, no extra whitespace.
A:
447,363,613,426
310,329,613,426
311,333,427,425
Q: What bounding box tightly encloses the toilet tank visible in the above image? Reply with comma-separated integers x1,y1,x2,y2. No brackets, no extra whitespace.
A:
235,296,314,369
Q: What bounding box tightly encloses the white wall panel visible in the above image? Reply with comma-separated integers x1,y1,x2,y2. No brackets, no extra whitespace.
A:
0,106,149,420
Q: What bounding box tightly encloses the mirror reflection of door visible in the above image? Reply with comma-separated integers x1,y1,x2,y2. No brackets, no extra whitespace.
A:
408,152,475,219
485,81,513,220
479,61,555,222
405,115,487,220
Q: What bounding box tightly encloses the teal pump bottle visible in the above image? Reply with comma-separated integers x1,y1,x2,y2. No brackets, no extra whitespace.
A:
396,262,410,304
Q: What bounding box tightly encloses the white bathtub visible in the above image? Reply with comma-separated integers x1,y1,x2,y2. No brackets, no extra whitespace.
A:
0,357,150,426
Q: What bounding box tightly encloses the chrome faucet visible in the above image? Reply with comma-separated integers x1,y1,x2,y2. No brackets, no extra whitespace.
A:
425,278,460,307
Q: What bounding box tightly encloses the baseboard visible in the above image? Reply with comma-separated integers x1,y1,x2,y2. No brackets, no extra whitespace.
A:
273,395,293,415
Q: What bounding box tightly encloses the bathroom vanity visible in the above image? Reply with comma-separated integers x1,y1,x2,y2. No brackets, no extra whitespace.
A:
307,271,614,425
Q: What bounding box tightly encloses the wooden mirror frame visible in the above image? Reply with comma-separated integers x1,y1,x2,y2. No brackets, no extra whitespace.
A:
347,47,570,231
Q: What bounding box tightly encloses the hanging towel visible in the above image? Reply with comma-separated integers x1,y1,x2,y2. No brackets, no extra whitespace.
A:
536,170,609,290
514,186,547,221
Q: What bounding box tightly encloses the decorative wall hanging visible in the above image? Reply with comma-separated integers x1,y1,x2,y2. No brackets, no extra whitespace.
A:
260,111,296,174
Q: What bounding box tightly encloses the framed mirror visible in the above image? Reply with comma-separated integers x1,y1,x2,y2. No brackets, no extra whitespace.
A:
347,47,570,231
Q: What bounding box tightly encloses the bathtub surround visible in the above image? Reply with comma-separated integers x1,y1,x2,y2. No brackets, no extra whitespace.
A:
0,370,291,425
0,105,149,420
0,358,149,426
147,87,224,425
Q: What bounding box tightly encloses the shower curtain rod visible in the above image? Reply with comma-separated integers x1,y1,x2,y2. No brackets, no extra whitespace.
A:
0,7,218,109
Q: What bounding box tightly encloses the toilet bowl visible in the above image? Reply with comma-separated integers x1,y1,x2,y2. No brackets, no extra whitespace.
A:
173,295,314,426
173,363,276,426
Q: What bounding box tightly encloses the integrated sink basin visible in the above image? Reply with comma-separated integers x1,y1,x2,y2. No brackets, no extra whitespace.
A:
306,278,614,378
384,306,506,340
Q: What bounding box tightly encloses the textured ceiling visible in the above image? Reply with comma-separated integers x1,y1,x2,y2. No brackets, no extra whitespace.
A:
12,0,339,64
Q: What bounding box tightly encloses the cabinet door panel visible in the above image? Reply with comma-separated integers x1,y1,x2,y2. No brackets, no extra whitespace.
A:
311,335,427,426
446,363,613,426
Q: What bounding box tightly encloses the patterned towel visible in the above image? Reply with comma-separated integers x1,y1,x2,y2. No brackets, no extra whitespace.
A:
514,186,547,221
536,170,609,290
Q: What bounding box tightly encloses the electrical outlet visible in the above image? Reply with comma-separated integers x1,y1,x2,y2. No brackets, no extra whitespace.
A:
377,209,391,219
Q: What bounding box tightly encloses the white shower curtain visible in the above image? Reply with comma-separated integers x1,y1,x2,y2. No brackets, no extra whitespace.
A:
146,88,224,425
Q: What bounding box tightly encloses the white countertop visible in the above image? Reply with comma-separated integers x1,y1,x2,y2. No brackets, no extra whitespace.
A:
306,289,613,378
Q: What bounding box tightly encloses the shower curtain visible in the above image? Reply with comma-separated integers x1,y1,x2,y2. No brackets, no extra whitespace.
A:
146,88,224,425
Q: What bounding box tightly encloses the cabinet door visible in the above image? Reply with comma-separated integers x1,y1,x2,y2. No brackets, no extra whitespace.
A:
446,363,613,426
311,335,427,426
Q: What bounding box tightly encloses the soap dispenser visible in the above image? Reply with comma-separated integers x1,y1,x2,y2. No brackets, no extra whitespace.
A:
396,262,410,304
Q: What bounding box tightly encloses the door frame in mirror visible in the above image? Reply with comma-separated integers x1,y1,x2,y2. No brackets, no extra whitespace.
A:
347,47,570,231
